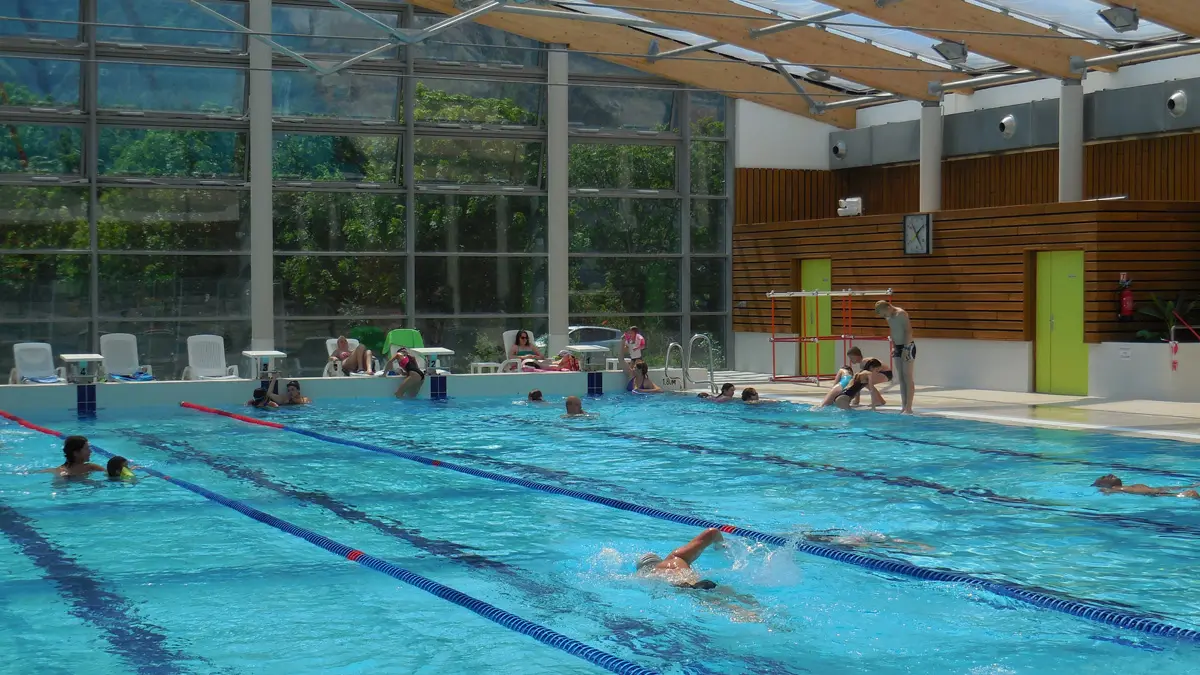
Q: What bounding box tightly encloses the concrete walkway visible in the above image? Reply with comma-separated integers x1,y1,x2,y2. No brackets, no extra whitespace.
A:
697,375,1200,443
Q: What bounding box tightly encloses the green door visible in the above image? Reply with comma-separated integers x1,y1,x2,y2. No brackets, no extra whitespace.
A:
1035,250,1088,395
799,258,834,377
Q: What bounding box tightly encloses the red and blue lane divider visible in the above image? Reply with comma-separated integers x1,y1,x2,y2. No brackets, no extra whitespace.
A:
177,402,1200,645
0,410,657,675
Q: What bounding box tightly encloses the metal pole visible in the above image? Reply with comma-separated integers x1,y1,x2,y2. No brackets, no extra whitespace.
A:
84,0,99,352
547,48,569,354
919,100,943,212
248,0,274,350
403,3,416,327
1058,79,1084,202
679,88,691,353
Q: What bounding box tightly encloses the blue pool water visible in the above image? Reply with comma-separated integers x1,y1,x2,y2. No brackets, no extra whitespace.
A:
2,395,1199,674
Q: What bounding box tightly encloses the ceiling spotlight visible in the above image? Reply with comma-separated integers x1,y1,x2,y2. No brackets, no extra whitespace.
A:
1098,6,1139,33
808,69,831,83
933,40,968,65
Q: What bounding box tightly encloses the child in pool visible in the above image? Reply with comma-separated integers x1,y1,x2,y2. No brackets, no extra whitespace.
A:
106,456,137,480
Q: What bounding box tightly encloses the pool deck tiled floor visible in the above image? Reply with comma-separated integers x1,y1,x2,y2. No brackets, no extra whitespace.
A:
690,378,1200,442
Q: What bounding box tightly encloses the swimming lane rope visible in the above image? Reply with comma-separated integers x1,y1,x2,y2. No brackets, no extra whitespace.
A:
0,409,657,675
177,401,1200,645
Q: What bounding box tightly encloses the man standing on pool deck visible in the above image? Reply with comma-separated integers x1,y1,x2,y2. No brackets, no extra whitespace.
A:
875,300,915,414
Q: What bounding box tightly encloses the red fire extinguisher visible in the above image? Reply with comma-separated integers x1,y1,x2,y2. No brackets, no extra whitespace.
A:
1118,276,1134,322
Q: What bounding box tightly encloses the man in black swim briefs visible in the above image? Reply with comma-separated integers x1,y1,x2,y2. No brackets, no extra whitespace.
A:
635,528,725,590
875,300,916,414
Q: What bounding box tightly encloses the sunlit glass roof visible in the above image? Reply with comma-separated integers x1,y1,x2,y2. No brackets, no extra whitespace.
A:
966,0,1181,43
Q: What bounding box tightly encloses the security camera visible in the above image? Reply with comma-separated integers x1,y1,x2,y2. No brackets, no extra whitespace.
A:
998,114,1017,139
1168,91,1187,118
837,197,863,217
831,141,847,160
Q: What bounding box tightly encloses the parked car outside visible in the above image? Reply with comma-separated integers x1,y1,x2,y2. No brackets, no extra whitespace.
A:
535,325,624,358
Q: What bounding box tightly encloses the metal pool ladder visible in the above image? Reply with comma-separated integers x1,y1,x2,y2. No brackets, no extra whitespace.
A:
662,342,684,388
687,333,717,394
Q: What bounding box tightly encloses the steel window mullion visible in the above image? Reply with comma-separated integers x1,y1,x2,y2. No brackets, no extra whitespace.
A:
403,1,417,328
84,0,100,352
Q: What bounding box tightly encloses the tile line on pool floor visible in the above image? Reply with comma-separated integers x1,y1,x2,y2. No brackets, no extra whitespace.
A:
118,428,798,675
177,402,1200,645
0,411,660,675
0,500,205,675
760,394,1200,442
728,415,1200,482
570,426,1200,540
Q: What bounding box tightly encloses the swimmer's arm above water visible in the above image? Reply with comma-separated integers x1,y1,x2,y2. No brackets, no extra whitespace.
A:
666,528,724,566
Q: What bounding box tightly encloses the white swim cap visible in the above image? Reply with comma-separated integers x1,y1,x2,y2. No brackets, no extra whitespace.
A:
636,553,663,571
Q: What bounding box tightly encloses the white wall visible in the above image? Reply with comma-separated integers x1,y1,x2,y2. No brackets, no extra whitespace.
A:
1089,342,1200,402
0,371,632,416
733,333,1033,392
734,100,840,170
857,53,1200,127
732,331,797,377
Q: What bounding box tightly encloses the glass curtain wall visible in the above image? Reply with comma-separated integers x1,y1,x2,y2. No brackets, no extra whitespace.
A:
0,0,731,376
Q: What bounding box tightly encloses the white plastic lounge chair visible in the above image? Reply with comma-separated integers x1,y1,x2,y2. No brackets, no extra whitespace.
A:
99,333,153,382
181,335,239,380
8,343,66,384
323,338,382,377
499,329,543,373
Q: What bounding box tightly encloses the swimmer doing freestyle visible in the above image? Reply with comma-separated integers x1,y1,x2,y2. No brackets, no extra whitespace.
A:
1093,474,1200,499
636,528,761,621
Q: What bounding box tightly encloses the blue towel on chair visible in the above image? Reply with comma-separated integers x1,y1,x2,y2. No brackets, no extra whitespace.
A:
110,372,154,382
22,376,60,384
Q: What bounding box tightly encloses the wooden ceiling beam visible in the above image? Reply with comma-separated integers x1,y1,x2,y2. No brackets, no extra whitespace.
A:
619,0,946,101
814,0,1117,78
1108,1,1200,39
406,0,857,127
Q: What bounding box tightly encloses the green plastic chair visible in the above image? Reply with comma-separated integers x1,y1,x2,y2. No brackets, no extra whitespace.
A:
381,329,425,358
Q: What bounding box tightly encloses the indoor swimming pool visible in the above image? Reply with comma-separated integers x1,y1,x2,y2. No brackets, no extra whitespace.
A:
2,395,1198,674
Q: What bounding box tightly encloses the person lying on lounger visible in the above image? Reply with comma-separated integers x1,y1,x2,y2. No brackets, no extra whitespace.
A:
1092,474,1200,498
509,330,545,369
331,336,374,375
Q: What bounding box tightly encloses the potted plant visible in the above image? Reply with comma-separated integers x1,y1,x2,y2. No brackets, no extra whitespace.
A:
1136,293,1199,342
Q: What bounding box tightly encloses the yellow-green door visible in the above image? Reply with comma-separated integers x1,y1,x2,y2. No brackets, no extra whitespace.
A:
1035,250,1088,395
799,258,834,377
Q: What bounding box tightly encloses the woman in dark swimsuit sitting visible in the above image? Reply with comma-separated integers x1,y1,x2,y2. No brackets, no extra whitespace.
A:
818,358,884,410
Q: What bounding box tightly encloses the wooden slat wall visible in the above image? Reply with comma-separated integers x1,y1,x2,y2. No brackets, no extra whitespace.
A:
734,168,844,224
733,201,1200,343
735,132,1200,222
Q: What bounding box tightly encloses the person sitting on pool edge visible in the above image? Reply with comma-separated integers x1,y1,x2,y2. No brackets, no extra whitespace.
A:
817,358,884,410
37,435,105,477
106,456,138,481
1092,474,1200,499
248,387,278,408
623,358,662,393
846,346,890,408
386,347,425,398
